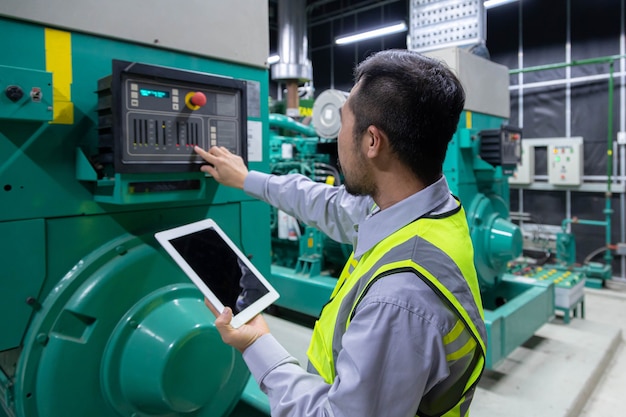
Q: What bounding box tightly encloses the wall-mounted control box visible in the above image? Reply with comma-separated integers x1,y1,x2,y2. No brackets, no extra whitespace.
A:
509,141,534,185
547,142,583,186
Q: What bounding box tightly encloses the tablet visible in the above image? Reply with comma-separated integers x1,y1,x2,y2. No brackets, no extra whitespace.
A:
155,218,279,328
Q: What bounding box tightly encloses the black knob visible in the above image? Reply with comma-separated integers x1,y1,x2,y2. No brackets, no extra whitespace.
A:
4,85,24,102
6,85,24,102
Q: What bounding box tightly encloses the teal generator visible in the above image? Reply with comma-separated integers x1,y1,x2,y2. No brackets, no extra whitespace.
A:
1,1,273,416
429,48,555,369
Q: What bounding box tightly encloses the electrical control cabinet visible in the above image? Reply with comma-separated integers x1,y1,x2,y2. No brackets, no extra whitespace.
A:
98,60,247,174
509,141,534,185
479,125,522,175
547,142,583,186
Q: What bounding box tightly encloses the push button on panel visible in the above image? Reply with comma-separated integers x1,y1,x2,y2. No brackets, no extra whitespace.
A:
185,91,206,110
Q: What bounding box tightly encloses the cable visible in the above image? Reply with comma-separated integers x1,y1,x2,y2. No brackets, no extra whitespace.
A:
583,246,611,265
314,162,342,185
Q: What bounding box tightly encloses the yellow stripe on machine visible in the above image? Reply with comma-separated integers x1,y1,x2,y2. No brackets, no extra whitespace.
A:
45,28,74,124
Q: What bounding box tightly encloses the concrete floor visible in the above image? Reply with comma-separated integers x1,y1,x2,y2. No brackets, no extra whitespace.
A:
267,283,626,417
577,285,626,417
474,286,625,417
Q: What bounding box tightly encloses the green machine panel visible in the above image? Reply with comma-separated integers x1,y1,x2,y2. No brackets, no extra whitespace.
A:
0,65,52,121
0,219,46,351
0,11,272,417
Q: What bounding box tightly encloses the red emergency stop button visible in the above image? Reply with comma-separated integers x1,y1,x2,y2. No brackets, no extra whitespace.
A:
185,91,207,110
190,92,206,107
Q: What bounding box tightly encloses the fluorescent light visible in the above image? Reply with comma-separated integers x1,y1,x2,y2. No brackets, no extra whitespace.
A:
484,0,519,9
267,54,280,64
335,22,407,45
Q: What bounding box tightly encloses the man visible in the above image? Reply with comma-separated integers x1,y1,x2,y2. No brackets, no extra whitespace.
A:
194,49,487,417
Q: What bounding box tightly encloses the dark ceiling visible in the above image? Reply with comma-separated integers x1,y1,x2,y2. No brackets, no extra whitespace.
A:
268,0,409,93
268,0,407,53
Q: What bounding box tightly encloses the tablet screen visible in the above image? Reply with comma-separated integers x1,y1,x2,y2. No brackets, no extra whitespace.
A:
168,227,270,314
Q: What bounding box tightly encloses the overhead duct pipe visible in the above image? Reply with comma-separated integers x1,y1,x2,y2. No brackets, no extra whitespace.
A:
271,0,312,118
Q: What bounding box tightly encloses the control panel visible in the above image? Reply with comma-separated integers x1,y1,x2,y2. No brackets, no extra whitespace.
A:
97,60,247,173
509,141,534,185
0,64,53,122
547,142,583,185
479,125,522,175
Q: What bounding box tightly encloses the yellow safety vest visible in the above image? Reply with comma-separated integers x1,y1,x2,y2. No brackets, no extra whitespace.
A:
307,203,486,417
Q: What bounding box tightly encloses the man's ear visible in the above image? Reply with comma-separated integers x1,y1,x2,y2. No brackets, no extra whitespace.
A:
365,125,386,158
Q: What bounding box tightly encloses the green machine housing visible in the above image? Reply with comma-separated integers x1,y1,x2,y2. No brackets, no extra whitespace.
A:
0,1,274,416
434,48,555,369
266,48,555,370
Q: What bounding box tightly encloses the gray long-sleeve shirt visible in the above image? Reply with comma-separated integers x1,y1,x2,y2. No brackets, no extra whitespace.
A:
242,171,465,417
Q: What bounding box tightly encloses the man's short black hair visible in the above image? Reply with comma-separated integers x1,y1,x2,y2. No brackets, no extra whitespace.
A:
350,49,465,185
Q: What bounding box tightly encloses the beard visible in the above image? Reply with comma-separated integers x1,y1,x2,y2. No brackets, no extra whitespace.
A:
339,155,376,196
344,179,374,196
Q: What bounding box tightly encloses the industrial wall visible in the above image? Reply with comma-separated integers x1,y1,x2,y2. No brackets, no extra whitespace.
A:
487,0,626,280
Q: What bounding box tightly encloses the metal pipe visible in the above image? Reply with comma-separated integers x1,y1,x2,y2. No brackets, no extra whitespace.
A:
271,0,313,117
516,1,525,235
561,218,608,230
604,62,615,265
565,0,572,138
277,0,307,69
509,54,626,74
618,0,626,281
269,113,317,137
608,62,615,194
509,71,626,91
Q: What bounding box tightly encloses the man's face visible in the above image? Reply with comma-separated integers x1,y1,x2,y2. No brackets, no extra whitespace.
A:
337,87,375,196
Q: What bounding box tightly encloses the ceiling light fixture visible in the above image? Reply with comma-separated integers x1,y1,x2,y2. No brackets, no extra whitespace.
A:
267,54,280,64
484,0,519,9
335,22,407,45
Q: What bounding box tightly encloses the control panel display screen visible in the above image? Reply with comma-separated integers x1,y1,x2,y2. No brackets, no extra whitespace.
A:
139,88,170,98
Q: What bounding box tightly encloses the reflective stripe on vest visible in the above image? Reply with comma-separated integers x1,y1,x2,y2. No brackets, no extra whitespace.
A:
306,203,486,417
